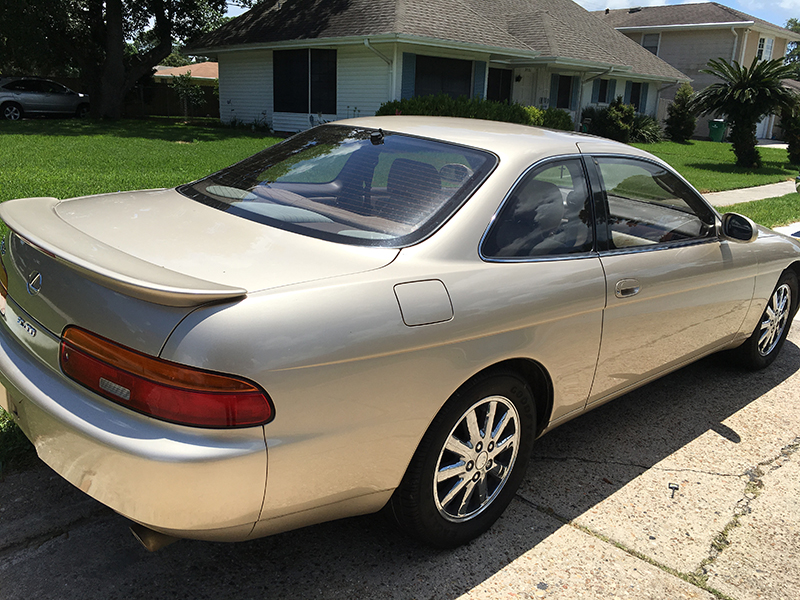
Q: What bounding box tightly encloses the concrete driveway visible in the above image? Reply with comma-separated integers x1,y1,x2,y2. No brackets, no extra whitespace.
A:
1,330,798,600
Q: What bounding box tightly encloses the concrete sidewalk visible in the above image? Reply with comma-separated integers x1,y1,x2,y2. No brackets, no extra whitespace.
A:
704,180,796,207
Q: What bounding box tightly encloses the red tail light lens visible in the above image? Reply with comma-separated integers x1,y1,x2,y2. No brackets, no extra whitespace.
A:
60,327,273,428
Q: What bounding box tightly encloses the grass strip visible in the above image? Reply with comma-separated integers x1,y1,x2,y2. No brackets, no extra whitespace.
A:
715,193,800,228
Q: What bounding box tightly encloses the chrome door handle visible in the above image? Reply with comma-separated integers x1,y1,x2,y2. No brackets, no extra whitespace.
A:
615,278,641,298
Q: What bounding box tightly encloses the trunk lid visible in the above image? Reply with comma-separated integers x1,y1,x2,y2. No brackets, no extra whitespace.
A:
0,190,398,355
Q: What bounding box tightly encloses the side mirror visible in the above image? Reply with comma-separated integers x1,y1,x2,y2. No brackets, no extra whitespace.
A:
721,212,758,243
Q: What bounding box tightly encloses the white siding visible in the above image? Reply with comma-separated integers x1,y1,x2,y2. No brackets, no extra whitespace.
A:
337,44,392,119
218,50,272,125
273,113,321,132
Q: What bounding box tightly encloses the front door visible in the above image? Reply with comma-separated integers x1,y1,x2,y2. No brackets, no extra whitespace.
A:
586,155,758,404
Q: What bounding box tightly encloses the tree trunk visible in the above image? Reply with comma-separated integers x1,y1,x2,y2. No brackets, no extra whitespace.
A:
96,0,125,119
730,120,762,169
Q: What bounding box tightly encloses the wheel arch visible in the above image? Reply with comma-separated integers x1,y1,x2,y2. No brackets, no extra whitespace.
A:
452,358,553,439
785,261,800,314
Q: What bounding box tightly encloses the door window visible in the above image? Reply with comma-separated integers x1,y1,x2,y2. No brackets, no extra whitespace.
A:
594,157,715,250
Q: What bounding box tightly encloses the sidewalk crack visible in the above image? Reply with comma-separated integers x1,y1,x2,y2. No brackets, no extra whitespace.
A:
692,435,799,584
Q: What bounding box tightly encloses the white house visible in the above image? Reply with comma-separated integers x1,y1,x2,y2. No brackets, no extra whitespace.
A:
189,0,688,132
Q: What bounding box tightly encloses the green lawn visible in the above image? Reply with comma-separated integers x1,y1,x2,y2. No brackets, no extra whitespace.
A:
632,140,796,193
0,118,280,204
718,193,800,229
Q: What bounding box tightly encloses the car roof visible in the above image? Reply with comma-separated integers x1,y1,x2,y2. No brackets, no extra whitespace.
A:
335,115,652,164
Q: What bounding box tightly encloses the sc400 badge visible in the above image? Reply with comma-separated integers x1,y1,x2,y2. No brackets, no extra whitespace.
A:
17,316,37,338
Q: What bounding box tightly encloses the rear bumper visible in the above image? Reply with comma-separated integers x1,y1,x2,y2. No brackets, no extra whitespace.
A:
0,319,267,541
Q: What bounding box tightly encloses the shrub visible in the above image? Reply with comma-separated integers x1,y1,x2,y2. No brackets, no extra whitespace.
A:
523,105,544,126
581,97,635,143
541,107,574,131
630,114,663,143
781,103,800,165
376,94,534,125
168,72,204,117
664,82,696,142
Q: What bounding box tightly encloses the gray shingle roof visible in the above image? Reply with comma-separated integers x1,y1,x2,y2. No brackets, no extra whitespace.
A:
596,2,799,40
190,0,686,81
192,0,529,51
483,0,685,78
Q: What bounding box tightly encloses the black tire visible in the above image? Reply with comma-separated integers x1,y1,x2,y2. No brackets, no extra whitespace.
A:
76,104,90,118
2,102,23,120
388,371,537,547
732,270,798,370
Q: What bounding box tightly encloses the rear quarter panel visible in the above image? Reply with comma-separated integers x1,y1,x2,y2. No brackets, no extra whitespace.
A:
160,251,606,527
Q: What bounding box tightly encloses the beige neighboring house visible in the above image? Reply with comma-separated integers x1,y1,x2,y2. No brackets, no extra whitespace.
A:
596,2,800,139
154,62,219,84
188,0,687,132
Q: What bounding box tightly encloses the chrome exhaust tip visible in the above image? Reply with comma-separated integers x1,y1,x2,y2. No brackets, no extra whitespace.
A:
129,522,180,552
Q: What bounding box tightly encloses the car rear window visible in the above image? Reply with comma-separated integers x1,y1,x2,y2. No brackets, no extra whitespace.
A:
178,125,496,247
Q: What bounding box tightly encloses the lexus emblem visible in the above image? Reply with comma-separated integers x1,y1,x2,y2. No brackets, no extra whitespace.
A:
27,272,42,296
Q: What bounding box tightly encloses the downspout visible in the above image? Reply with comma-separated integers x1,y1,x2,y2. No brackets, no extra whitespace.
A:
731,27,738,62
581,68,615,128
364,39,394,99
364,38,392,65
740,29,750,63
584,67,615,84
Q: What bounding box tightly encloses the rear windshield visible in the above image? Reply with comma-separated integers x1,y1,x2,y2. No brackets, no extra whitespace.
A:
178,125,496,246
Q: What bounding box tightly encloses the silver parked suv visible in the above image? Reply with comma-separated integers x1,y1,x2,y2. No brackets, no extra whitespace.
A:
0,77,90,120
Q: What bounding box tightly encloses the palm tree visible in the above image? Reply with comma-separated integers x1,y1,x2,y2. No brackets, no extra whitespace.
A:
693,57,798,168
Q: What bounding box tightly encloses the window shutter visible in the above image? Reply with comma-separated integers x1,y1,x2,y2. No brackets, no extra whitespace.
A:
608,79,617,102
549,73,559,108
473,61,487,99
624,81,633,104
591,80,600,103
401,53,416,99
571,76,581,110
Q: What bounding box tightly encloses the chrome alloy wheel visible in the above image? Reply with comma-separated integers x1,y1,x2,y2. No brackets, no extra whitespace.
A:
433,395,520,522
758,283,792,356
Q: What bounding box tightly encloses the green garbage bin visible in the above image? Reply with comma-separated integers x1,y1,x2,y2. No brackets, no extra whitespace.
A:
709,119,727,142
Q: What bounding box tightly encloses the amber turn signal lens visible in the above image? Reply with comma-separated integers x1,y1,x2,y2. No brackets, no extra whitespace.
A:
60,326,273,428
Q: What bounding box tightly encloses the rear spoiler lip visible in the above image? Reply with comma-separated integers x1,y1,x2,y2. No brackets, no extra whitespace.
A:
0,197,247,308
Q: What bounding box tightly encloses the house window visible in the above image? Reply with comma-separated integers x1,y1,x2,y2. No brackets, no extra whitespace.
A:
592,78,617,104
487,68,512,103
598,79,609,103
274,49,337,114
624,81,648,113
556,75,573,109
550,74,580,111
757,37,774,61
641,34,660,56
415,55,472,99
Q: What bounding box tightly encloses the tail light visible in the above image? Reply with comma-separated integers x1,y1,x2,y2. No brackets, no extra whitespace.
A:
59,326,273,428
